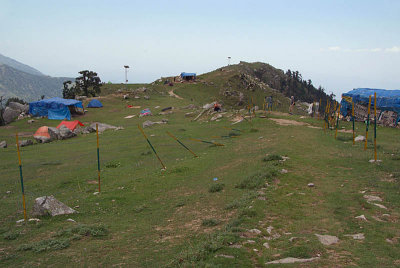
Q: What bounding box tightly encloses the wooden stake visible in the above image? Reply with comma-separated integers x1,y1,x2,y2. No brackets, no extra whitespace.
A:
364,95,372,150
16,133,27,222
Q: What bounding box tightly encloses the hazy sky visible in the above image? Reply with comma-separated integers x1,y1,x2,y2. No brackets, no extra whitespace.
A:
1,0,399,97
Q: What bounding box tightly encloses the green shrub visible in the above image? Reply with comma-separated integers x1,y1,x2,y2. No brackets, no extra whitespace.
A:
105,161,121,168
209,183,225,193
202,219,219,227
3,231,19,240
18,238,70,252
263,154,283,162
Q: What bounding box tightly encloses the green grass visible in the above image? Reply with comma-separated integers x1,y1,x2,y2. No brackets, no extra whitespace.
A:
1,83,400,267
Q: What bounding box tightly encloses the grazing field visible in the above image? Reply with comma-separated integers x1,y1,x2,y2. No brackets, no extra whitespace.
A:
1,89,399,267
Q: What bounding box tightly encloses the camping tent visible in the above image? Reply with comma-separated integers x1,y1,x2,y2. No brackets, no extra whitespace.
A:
180,72,196,81
34,126,50,139
87,99,103,108
29,97,83,120
57,120,84,131
340,88,400,124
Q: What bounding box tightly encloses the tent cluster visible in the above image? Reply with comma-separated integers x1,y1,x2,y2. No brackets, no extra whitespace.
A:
29,98,103,120
340,88,400,125
33,120,84,143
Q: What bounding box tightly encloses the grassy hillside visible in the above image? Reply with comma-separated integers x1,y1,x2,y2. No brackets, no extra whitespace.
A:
0,82,399,267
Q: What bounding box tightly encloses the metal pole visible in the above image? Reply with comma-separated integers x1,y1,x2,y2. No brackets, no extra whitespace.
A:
96,124,101,192
16,133,27,221
167,131,198,157
365,95,371,150
138,124,166,170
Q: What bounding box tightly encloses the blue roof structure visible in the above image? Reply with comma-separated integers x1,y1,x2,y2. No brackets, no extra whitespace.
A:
87,99,103,108
29,97,83,120
340,88,400,123
180,72,196,78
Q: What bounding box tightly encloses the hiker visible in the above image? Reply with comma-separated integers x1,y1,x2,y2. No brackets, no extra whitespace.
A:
266,96,273,111
214,102,221,112
289,96,295,114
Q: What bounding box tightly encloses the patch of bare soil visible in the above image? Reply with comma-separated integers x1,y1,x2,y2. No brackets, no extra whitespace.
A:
168,90,183,99
338,129,353,133
269,118,310,126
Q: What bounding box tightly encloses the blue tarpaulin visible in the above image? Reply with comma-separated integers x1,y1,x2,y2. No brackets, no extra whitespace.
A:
29,97,83,120
180,72,196,78
340,88,400,124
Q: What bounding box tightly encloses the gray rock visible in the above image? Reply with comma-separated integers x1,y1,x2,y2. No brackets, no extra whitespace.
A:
143,120,154,128
266,257,319,264
8,102,29,113
89,123,120,133
355,215,367,221
215,254,235,259
34,135,51,143
363,195,382,202
249,228,262,234
0,141,7,148
32,195,77,217
3,107,20,124
48,127,61,140
263,242,270,248
27,119,35,124
19,139,33,147
344,233,365,240
144,95,150,100
315,234,339,245
308,183,315,187
355,135,365,142
211,114,222,121
58,125,75,140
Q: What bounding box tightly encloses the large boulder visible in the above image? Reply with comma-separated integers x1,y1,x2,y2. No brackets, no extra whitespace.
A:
34,135,51,143
0,141,7,148
19,140,33,147
2,107,20,124
48,127,61,140
32,195,77,217
58,125,76,140
8,102,29,113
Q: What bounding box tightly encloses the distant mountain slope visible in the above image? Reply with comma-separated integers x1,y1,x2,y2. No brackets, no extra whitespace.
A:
0,64,72,102
0,53,44,76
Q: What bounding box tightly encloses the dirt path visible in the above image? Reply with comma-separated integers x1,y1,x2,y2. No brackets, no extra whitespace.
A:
168,89,183,99
269,118,310,126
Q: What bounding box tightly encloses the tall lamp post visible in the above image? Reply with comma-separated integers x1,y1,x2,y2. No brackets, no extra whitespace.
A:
124,65,130,84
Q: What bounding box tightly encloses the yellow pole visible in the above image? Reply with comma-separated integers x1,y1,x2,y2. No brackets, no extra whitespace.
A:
138,124,167,169
374,92,377,161
365,95,372,150
16,133,27,221
167,131,198,157
335,103,341,139
96,124,101,192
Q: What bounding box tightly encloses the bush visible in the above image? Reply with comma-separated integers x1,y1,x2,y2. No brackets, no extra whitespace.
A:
263,154,283,162
3,231,19,240
236,169,277,190
18,238,70,252
202,219,219,227
209,183,225,193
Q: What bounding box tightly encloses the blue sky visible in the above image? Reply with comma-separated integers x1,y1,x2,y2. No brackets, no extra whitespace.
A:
1,0,399,98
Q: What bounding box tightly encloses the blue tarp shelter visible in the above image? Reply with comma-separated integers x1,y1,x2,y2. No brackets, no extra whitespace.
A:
29,97,83,120
340,88,400,124
87,99,103,108
180,72,196,80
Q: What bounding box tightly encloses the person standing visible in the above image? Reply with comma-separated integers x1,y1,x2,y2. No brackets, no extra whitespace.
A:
289,96,295,114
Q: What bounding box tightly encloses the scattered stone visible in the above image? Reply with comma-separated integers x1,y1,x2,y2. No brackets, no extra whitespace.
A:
372,203,387,210
263,242,270,248
386,238,394,244
344,233,365,240
253,248,259,252
315,234,339,245
281,169,288,174
28,218,40,222
286,193,293,196
16,219,25,224
382,214,390,217
359,190,367,194
142,120,168,128
19,140,33,147
123,94,129,99
215,254,235,259
267,226,274,234
27,119,35,124
211,114,222,121
229,244,242,249
355,215,367,221
93,192,100,195
66,218,76,223
124,115,136,119
249,229,262,234
144,95,150,100
0,141,7,148
74,205,80,208
6,191,11,194
355,135,365,142
245,240,256,244
58,125,76,140
369,159,382,163
308,183,315,187
266,257,319,264
32,196,76,217
364,195,382,202
289,237,299,242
